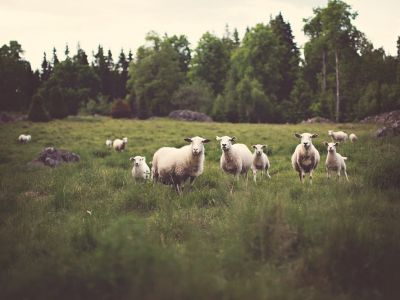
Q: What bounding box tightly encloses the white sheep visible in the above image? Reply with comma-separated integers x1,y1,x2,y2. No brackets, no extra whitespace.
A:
216,136,253,180
105,139,113,148
18,134,31,143
151,136,210,193
112,138,127,152
349,133,358,143
129,156,150,180
251,144,271,182
291,133,320,184
328,130,348,142
324,142,349,181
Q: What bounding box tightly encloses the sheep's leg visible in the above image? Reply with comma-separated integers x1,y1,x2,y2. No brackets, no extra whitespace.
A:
326,167,330,179
309,171,313,185
300,170,305,183
343,169,349,182
253,170,257,183
336,171,340,181
266,169,271,179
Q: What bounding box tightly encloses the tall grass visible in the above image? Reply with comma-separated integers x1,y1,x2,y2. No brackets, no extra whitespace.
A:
0,117,399,299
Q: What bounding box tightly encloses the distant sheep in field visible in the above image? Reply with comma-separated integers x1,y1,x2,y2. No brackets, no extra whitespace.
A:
151,136,210,193
18,134,31,143
105,139,112,148
113,138,127,152
328,130,348,142
216,136,253,180
291,133,320,184
130,156,150,180
251,144,271,182
324,142,349,181
349,133,358,143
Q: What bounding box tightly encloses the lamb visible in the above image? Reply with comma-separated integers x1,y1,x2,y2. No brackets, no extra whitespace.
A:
251,144,271,182
151,136,210,193
349,133,358,143
129,156,151,180
328,130,348,142
105,139,113,148
216,136,253,180
324,142,349,181
18,134,31,143
291,133,320,184
112,138,127,151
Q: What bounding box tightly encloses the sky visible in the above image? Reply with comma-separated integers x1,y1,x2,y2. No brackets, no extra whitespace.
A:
1,0,399,70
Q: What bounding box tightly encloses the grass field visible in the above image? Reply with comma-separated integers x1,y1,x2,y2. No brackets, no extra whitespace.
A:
1,116,400,300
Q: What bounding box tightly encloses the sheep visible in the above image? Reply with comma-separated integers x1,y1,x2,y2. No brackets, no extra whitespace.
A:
349,133,358,143
151,136,210,193
112,138,127,152
129,156,150,180
105,139,113,148
18,134,31,143
251,144,271,182
291,133,320,184
324,142,349,181
328,130,348,142
216,136,253,180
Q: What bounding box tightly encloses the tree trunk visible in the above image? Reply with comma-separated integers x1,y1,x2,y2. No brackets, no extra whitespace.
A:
335,48,340,122
322,49,326,92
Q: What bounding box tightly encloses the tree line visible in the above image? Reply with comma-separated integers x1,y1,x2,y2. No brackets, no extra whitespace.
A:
1,0,399,123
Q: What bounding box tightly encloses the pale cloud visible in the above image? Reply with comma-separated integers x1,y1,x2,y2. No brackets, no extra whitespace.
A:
0,0,398,69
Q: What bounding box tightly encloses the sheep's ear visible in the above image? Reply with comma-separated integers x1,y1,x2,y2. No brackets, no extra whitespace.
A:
252,145,256,149
143,157,146,162
295,133,302,138
184,138,192,143
262,145,267,149
311,133,318,138
216,136,221,141
230,136,237,142
334,142,339,147
129,157,134,162
323,141,328,146
202,139,210,143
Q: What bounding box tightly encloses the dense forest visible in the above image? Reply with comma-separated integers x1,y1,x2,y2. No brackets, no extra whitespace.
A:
1,0,399,123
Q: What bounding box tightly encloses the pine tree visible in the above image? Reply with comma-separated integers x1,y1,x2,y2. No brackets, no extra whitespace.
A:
52,47,59,65
28,93,50,122
65,44,70,59
41,52,51,81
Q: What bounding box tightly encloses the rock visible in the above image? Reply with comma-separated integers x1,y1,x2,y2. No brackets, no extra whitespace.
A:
168,110,212,122
361,110,400,126
301,116,334,124
0,112,27,124
31,147,80,167
375,122,400,138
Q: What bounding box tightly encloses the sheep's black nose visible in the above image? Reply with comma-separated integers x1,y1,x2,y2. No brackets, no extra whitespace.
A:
222,144,226,147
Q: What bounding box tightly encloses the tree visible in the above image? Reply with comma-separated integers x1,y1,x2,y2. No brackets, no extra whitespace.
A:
0,41,36,111
28,93,50,122
127,33,185,118
189,32,231,95
74,44,89,65
171,80,214,113
166,35,191,74
52,47,59,66
41,52,52,81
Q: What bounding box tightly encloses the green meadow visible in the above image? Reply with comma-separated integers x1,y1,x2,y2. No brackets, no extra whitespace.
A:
1,117,399,300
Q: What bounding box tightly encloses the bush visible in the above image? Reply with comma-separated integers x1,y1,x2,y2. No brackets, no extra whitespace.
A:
80,95,111,116
111,99,132,118
28,94,50,122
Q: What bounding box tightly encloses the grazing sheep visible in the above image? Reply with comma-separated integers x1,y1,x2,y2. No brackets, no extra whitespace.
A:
151,136,210,193
18,134,31,143
130,156,150,180
216,136,253,180
324,142,349,181
349,133,358,143
122,137,128,143
251,144,271,182
113,138,127,152
328,130,348,142
105,139,113,148
291,133,320,184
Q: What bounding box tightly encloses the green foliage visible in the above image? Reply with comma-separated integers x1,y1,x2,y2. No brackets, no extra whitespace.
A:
79,94,111,116
111,99,132,118
27,93,50,122
171,80,215,113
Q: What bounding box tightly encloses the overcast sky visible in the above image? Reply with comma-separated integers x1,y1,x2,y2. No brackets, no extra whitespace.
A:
1,0,399,70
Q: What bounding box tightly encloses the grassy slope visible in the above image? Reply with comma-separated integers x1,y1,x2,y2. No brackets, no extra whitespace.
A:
0,116,399,300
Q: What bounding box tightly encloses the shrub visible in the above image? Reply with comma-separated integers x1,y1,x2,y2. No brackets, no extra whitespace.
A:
111,99,132,118
28,94,50,122
80,95,111,116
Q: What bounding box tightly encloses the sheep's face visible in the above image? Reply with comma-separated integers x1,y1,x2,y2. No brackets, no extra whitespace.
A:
328,130,333,136
122,137,128,144
252,144,266,156
130,156,145,167
216,136,236,152
295,133,318,149
184,136,210,156
324,142,338,153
